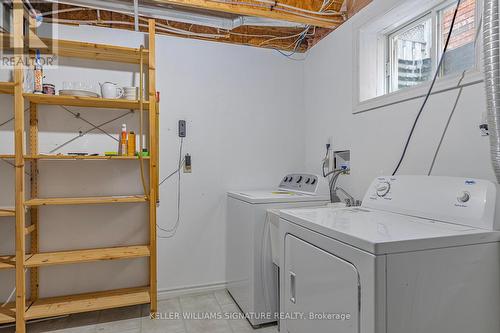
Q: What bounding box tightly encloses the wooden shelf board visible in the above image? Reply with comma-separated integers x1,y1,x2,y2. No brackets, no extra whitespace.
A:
0,302,16,324
25,287,150,320
24,94,150,110
42,38,149,65
26,245,150,268
25,155,150,160
0,208,15,217
0,82,15,95
0,155,15,159
0,255,15,270
25,195,148,207
1,34,149,64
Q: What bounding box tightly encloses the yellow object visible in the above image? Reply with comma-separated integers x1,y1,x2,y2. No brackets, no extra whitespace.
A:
128,132,136,156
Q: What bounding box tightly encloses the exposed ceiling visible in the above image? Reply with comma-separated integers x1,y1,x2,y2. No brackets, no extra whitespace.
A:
28,0,372,53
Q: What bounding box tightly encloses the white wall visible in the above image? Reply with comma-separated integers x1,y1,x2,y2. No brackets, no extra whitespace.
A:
303,0,496,201
0,24,306,300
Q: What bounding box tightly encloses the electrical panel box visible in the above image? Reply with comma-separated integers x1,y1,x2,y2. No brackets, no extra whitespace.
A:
0,2,11,33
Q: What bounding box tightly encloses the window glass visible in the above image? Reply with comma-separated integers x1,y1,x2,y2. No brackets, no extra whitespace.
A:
390,17,433,92
439,0,476,76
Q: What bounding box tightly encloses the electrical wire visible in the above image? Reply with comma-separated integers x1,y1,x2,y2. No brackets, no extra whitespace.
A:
1,269,27,308
252,0,342,16
157,137,184,238
44,8,318,54
427,71,466,176
427,10,483,176
391,0,462,176
207,0,342,23
138,45,148,196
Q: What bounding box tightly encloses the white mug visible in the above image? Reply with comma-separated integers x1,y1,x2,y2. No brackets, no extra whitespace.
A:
100,82,124,99
123,86,138,100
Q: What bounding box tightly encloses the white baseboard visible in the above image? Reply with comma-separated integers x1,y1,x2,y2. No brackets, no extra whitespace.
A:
157,282,227,301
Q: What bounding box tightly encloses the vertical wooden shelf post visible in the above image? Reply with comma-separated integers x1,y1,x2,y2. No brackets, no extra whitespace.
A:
13,0,26,332
148,19,158,314
29,103,40,302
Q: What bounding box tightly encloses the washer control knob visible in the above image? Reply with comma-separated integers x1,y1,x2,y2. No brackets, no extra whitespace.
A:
296,176,303,183
457,191,471,203
376,182,391,197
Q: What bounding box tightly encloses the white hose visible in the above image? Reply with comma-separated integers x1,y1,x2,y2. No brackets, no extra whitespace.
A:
483,0,500,183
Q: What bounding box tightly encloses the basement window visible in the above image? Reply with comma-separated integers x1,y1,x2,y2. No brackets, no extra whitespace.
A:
354,0,482,113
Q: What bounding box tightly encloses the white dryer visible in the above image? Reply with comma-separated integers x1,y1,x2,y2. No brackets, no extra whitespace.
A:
226,174,330,327
279,176,500,333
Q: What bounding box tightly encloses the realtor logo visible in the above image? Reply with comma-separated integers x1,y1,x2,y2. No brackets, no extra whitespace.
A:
0,1,59,69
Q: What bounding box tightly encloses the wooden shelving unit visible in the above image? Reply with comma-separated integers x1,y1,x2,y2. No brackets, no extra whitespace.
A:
2,3,159,331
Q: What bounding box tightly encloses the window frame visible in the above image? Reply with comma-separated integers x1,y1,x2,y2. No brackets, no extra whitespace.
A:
352,0,484,114
387,12,434,93
385,0,478,95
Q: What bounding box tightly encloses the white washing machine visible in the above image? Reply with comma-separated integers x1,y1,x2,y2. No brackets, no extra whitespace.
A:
226,173,330,327
279,176,500,333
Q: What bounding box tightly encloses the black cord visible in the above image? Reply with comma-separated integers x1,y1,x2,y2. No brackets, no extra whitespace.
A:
392,0,461,176
157,137,184,238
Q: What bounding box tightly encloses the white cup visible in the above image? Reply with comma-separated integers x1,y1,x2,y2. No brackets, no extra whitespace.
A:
100,82,124,99
123,87,138,100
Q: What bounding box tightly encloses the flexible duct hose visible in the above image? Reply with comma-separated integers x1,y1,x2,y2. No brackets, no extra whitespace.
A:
484,0,500,183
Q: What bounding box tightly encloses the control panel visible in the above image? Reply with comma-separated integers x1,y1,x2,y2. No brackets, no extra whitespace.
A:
362,176,497,230
279,174,320,194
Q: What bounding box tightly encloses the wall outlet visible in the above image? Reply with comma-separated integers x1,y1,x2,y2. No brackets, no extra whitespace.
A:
184,153,192,173
179,120,186,138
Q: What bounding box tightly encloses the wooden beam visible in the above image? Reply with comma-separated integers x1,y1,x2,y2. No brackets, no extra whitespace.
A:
152,0,344,28
13,1,26,332
346,0,372,18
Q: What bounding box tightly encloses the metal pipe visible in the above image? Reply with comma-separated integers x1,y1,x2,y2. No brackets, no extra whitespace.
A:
483,0,500,183
133,0,139,31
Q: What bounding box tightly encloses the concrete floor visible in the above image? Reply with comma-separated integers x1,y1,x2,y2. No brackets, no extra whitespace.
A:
0,290,278,333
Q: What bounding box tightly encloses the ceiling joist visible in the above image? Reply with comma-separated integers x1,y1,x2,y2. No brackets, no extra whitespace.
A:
30,0,373,53
150,0,345,28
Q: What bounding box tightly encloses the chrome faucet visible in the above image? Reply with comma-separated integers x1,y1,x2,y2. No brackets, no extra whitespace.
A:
335,186,357,207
